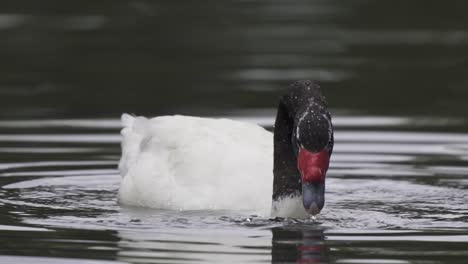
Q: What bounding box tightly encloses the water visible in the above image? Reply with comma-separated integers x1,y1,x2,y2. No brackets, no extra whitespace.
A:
1,0,468,263
1,115,468,263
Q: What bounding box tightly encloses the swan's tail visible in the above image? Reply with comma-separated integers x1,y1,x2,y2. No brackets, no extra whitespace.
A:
119,113,148,177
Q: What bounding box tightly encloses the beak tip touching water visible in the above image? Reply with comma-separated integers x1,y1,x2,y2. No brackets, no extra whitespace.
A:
304,203,321,215
302,182,325,215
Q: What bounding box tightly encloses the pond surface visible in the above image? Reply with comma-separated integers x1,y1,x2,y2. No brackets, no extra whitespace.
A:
1,1,468,263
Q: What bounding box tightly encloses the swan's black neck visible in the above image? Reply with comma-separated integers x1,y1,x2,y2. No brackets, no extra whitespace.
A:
272,80,333,200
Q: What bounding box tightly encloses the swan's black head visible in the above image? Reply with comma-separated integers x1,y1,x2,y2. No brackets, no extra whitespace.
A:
273,80,333,215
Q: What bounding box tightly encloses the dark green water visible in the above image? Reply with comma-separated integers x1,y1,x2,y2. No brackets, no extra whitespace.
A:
1,1,468,263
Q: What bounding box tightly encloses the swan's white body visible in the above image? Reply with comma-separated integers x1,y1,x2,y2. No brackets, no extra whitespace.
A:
118,114,307,218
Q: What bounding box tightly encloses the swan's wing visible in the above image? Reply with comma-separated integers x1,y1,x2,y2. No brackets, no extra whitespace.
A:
118,115,273,212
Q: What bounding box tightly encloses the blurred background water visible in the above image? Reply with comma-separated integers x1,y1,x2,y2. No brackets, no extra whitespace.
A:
1,0,468,263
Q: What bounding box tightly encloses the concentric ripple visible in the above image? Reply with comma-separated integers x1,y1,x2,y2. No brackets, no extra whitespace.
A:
0,115,468,263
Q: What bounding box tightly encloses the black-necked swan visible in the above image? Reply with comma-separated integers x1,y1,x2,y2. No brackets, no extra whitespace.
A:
118,80,334,218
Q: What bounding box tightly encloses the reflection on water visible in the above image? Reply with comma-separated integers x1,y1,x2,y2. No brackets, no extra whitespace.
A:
272,226,328,263
0,114,468,263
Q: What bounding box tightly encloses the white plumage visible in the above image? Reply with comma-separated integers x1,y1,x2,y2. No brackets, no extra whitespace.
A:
118,114,274,213
118,113,308,218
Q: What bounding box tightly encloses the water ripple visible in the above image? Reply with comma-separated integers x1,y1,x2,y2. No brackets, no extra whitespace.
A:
0,115,467,263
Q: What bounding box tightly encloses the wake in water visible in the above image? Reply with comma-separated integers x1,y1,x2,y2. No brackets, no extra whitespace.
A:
0,115,468,232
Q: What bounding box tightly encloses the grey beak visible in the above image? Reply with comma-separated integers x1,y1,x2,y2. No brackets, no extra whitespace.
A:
302,183,325,215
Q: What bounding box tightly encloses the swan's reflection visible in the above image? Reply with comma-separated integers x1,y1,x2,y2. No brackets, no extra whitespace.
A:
113,208,328,263
271,225,328,263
